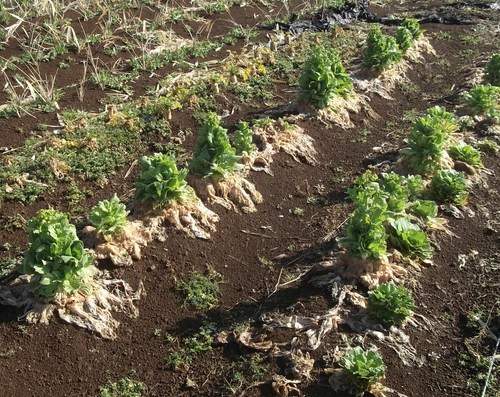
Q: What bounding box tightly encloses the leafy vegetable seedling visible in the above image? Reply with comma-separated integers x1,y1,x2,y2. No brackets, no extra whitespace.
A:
1,209,141,339
401,18,423,39
189,112,242,177
191,113,262,213
339,193,388,261
363,26,402,71
402,106,457,175
233,120,255,155
388,217,433,260
135,153,189,205
367,281,415,326
299,44,353,108
89,193,129,237
449,143,483,168
465,84,500,119
484,53,500,86
430,169,469,205
21,209,96,298
135,153,219,239
342,346,385,393
395,26,414,53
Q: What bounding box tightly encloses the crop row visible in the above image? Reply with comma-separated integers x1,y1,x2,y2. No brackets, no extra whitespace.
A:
0,17,499,394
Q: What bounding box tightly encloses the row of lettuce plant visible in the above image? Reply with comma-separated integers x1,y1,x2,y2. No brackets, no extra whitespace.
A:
298,19,423,111
363,19,422,71
3,33,496,350
331,70,500,393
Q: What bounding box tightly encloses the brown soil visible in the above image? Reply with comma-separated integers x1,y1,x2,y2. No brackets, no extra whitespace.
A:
0,1,499,397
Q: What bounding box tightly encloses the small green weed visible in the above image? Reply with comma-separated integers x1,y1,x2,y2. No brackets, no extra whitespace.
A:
98,376,145,397
175,268,223,310
165,324,215,370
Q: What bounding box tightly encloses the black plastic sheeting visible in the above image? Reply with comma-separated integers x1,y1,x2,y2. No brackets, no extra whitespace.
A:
276,0,499,34
277,0,399,34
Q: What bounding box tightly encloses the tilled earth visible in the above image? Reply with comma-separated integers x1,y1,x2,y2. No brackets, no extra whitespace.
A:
0,1,499,396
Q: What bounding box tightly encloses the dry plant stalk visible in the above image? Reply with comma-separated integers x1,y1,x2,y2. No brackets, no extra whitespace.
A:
195,174,263,214
83,220,151,267
0,273,142,340
134,188,219,241
251,120,318,170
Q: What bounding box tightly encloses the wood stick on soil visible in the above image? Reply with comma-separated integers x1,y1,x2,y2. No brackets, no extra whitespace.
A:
241,229,273,238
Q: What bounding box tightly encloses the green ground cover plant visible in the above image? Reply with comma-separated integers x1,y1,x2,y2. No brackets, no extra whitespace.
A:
342,346,385,393
165,324,215,370
175,268,223,309
298,44,353,108
367,281,415,326
98,376,145,397
20,209,96,299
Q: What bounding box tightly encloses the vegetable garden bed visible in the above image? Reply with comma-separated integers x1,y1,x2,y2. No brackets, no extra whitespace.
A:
0,1,499,396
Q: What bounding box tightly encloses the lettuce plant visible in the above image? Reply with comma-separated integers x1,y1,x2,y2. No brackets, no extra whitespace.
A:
476,139,499,155
484,53,500,86
233,120,255,155
367,282,415,326
449,143,482,167
299,44,353,108
410,199,438,221
465,84,500,118
135,153,189,205
402,106,458,175
342,346,385,393
189,113,242,177
379,172,423,215
89,194,129,237
20,209,95,299
430,169,468,205
388,217,433,259
350,171,423,216
401,18,422,39
363,26,402,71
340,194,388,260
347,170,381,205
395,26,414,53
